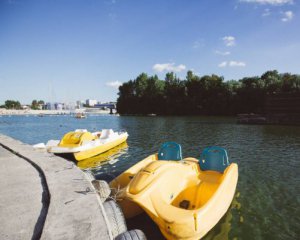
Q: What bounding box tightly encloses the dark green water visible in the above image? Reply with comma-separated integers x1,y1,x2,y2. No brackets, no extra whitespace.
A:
0,115,299,240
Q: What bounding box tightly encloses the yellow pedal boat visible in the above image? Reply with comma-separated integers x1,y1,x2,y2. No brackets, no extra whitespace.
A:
47,129,128,161
110,143,238,240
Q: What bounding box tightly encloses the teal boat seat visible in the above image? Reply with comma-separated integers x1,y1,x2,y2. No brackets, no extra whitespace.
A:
158,142,182,161
199,146,229,173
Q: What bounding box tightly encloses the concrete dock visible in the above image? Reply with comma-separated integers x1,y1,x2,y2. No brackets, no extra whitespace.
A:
0,134,113,240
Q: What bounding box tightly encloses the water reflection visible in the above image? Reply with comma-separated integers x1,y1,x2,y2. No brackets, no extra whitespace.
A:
77,142,128,170
203,192,242,240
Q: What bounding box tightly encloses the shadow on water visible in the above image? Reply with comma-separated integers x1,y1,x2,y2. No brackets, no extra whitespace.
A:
202,193,242,240
127,213,165,240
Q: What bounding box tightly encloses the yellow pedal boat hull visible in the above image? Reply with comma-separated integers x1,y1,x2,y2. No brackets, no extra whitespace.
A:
48,130,128,161
77,142,128,169
74,134,128,161
110,155,238,240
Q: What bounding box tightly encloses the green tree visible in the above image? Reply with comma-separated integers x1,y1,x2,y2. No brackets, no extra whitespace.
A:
135,73,148,97
226,80,240,93
261,70,281,93
186,70,194,82
164,72,187,114
165,72,176,83
186,73,203,114
281,73,300,92
116,70,299,116
31,100,38,109
205,75,230,115
143,75,165,114
117,80,137,114
236,77,265,113
4,100,21,109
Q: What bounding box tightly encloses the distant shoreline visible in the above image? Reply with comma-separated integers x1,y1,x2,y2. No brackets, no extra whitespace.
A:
0,109,111,116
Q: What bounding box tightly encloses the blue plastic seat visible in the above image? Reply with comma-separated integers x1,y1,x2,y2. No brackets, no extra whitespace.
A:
199,146,230,173
158,142,182,161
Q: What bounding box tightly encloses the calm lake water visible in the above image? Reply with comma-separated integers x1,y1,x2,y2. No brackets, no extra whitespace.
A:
0,114,299,240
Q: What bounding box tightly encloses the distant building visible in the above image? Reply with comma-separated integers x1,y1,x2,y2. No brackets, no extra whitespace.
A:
86,99,97,107
45,102,62,110
37,104,43,110
54,103,63,110
45,102,54,110
76,100,84,109
21,105,30,110
63,102,76,110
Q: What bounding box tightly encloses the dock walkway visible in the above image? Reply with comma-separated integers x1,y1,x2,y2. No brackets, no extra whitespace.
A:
0,134,113,240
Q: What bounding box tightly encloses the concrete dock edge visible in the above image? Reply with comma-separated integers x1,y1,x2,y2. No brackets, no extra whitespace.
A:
0,134,113,240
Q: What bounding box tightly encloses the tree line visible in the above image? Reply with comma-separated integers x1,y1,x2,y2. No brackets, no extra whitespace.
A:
1,100,45,109
117,70,300,115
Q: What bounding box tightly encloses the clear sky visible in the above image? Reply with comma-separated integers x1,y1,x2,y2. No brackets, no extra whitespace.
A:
0,0,299,104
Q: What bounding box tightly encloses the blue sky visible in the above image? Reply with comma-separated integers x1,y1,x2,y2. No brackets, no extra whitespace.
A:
0,0,299,104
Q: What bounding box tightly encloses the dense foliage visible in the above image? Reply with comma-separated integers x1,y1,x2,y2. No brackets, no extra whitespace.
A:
31,100,45,109
1,99,45,109
117,70,300,115
3,100,21,109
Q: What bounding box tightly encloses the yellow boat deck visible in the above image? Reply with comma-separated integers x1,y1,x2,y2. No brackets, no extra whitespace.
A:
171,170,222,210
110,154,238,240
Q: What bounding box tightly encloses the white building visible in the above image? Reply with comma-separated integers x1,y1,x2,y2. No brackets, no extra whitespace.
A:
86,99,97,107
76,101,83,109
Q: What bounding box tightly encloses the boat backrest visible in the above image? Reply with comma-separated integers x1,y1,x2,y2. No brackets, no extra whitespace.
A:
100,129,114,139
199,146,229,173
75,129,87,133
158,142,182,161
92,131,102,138
59,131,95,146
